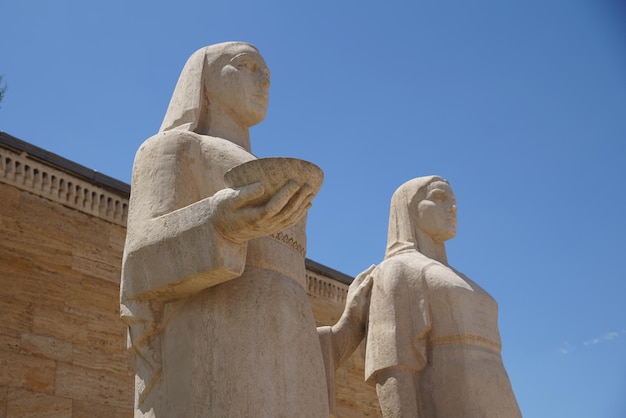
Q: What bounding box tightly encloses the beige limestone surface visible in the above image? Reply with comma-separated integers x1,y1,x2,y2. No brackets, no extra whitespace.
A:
0,131,380,417
0,180,134,418
365,176,521,418
121,42,371,417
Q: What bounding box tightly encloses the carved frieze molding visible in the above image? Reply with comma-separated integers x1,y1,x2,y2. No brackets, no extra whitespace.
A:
306,270,348,304
0,146,128,226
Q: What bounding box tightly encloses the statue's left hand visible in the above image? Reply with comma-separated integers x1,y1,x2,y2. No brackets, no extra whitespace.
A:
212,180,315,243
335,265,376,335
327,265,376,367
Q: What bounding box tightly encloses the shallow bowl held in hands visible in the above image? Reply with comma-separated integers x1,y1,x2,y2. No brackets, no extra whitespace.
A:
224,157,324,206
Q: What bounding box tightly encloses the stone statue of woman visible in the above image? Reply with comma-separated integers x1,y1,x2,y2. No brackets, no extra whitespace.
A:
120,42,371,417
365,176,521,417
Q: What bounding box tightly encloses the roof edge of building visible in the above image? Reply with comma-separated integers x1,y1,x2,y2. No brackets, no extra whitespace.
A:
0,131,130,196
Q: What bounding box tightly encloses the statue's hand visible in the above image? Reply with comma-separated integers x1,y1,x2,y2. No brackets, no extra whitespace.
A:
213,180,315,243
327,265,375,367
341,265,376,331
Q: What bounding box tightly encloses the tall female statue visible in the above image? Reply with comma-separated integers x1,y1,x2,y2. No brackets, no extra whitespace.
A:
365,176,521,417
120,42,370,417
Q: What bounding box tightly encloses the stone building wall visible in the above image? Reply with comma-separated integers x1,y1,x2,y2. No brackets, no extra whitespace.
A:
0,132,380,417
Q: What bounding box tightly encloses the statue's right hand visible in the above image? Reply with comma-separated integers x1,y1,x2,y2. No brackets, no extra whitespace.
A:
212,180,315,243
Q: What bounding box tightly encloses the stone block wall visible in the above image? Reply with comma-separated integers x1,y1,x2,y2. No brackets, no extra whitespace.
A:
0,181,134,417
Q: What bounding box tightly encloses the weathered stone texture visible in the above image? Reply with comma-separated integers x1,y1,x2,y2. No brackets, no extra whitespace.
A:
365,176,521,417
5,389,72,418
1,172,380,416
335,343,382,417
307,271,381,416
0,181,134,417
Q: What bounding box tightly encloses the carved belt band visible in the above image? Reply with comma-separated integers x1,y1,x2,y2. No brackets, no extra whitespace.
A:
269,232,306,257
430,334,502,352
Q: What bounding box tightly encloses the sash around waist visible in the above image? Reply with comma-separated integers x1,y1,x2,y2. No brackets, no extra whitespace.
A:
430,333,502,353
245,234,306,289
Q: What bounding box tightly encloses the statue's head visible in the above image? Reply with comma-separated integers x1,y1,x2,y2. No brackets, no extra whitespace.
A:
386,176,457,258
160,42,270,133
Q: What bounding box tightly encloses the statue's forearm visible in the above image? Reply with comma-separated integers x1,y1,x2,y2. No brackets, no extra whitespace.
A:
330,316,366,368
122,196,247,301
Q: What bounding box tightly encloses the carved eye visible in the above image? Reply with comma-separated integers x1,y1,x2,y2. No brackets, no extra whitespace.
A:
431,191,446,202
237,60,256,72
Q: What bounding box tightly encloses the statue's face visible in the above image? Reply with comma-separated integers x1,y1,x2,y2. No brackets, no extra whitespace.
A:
209,44,271,128
415,181,457,243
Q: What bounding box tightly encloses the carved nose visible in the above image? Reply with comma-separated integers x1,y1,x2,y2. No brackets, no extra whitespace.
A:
258,73,270,89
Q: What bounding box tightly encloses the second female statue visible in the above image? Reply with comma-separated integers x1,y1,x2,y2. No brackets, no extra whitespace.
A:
365,176,522,417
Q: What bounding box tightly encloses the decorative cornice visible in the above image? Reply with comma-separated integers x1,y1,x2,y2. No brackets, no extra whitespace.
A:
306,270,349,303
0,131,130,195
305,258,353,285
0,145,128,226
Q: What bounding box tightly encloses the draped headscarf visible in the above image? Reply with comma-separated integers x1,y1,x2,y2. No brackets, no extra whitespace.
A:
384,175,446,259
366,176,446,383
159,42,257,133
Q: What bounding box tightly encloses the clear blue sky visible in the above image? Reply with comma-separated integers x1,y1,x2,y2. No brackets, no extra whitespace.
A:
2,1,625,416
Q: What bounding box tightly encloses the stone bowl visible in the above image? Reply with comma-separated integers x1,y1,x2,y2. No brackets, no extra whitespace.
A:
224,157,324,206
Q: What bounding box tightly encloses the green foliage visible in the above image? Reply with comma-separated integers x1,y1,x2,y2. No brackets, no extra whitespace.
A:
0,76,7,108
